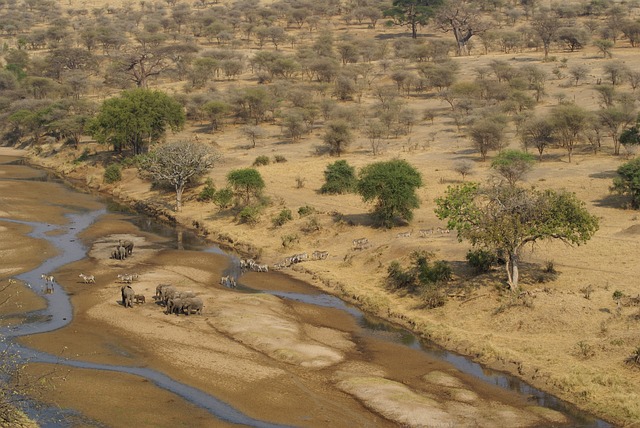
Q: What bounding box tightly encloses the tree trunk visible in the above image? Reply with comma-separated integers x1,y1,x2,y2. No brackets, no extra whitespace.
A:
175,184,184,211
506,252,519,291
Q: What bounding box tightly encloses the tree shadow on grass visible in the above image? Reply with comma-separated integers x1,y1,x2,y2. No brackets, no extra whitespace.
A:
593,193,630,209
589,170,618,180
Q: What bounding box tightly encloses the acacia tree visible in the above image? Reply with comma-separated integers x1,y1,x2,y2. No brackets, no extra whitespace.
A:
227,168,265,206
469,115,507,161
357,159,423,228
521,116,556,161
598,107,636,156
323,120,353,157
384,0,443,39
139,141,219,211
435,183,599,291
551,103,588,163
435,0,487,56
88,89,185,155
490,150,536,186
531,10,561,60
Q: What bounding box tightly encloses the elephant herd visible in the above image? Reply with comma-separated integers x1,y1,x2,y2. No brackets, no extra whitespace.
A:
111,239,134,261
120,284,203,315
155,284,203,315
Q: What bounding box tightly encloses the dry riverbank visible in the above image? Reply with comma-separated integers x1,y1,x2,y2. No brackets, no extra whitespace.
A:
0,147,582,427
5,143,639,426
17,132,640,424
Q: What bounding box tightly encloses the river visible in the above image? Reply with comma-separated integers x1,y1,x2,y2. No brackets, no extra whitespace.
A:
0,154,611,427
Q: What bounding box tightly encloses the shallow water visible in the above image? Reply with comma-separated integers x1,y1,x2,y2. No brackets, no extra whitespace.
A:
0,156,611,427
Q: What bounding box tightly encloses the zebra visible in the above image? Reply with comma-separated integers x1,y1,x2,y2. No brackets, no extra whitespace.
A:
41,274,55,284
352,238,369,250
117,274,133,284
396,230,412,238
312,251,329,260
254,264,269,272
419,228,434,237
220,275,237,288
78,273,95,283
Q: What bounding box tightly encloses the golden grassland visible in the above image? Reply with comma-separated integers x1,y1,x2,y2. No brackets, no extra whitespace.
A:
5,0,640,424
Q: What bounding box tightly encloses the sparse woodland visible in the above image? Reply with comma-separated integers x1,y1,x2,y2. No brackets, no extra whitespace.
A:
2,0,640,424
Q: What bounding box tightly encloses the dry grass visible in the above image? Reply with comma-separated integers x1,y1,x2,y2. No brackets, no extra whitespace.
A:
5,0,640,424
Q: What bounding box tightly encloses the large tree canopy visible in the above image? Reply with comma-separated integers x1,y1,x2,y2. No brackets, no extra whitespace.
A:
435,183,599,290
357,159,423,228
384,0,443,39
88,89,185,155
139,140,219,211
611,157,640,209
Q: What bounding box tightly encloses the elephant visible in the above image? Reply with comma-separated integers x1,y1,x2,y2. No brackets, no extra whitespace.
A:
166,297,184,315
119,239,134,255
160,285,177,305
155,284,171,300
181,297,203,315
111,245,127,260
121,285,134,308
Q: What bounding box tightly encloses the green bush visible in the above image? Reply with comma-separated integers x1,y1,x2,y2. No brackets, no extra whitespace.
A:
213,187,234,209
253,155,270,166
320,160,357,194
387,252,452,294
272,208,293,227
466,249,497,274
387,261,416,291
197,178,216,202
421,260,452,284
238,205,262,225
273,155,287,163
298,205,316,217
121,154,148,168
103,163,122,184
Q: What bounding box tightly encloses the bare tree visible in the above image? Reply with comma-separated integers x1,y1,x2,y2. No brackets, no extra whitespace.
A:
435,0,488,56
139,141,220,211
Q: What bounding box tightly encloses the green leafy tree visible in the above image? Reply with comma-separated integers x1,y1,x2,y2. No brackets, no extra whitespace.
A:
320,160,357,194
357,159,423,228
491,150,536,186
139,141,219,211
88,89,185,155
611,157,640,209
435,183,599,290
227,168,265,206
384,0,443,39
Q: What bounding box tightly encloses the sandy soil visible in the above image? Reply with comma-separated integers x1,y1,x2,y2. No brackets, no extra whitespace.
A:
0,152,577,427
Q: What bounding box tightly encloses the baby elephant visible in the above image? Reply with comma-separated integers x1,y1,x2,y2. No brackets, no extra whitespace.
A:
134,294,145,304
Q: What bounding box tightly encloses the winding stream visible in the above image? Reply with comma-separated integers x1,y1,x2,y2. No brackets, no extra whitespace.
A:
0,157,611,427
